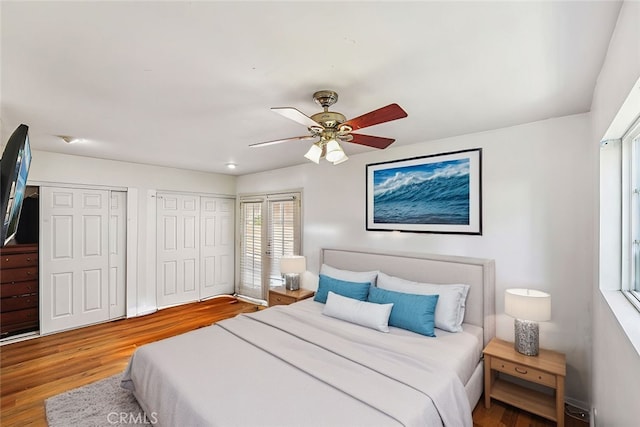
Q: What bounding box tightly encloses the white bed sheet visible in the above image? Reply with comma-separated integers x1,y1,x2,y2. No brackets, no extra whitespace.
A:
123,299,480,427
293,298,484,388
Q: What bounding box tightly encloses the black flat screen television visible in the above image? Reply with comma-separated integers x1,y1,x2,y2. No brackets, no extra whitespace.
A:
0,124,32,247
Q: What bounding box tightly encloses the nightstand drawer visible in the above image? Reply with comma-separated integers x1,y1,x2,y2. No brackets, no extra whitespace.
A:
269,293,297,306
491,357,556,388
268,287,314,307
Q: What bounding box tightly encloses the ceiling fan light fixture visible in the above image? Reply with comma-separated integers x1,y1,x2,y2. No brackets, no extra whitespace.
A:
304,143,323,164
325,139,345,163
254,91,407,166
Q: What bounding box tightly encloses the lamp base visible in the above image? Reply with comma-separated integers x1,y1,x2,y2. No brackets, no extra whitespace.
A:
284,274,300,291
514,319,539,356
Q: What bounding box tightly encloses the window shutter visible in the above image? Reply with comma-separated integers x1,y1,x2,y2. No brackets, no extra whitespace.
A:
268,196,300,286
238,200,263,299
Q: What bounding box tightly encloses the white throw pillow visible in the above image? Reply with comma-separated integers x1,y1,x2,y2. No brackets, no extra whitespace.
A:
376,271,470,332
322,291,393,332
320,264,378,285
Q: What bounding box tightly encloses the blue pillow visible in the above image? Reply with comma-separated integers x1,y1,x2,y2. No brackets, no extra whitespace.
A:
314,275,370,304
367,286,439,337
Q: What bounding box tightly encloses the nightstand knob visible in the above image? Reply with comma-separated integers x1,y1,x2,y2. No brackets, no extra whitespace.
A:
515,367,528,375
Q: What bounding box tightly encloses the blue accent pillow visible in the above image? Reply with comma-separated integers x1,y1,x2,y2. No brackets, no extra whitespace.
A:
314,275,371,304
367,286,439,337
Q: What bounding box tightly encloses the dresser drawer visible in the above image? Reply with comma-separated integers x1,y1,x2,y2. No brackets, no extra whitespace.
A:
491,357,556,388
0,281,38,298
1,307,38,325
1,266,38,284
0,251,38,269
269,292,297,306
0,318,39,337
1,294,38,312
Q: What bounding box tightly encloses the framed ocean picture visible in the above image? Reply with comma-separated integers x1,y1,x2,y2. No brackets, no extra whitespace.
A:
366,148,482,234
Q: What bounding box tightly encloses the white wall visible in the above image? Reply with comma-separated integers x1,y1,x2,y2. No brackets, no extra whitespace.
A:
238,113,594,405
590,1,640,426
28,150,236,315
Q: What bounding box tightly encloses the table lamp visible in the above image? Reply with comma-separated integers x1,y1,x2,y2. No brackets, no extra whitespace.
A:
504,288,551,356
280,255,306,291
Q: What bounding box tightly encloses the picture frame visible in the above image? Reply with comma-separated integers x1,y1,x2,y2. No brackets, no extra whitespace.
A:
366,148,482,234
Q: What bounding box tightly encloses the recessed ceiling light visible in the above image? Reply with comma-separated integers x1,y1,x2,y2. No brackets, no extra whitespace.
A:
226,162,237,169
58,135,84,144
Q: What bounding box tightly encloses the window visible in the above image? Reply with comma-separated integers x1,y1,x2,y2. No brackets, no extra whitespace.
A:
237,192,301,301
622,118,640,309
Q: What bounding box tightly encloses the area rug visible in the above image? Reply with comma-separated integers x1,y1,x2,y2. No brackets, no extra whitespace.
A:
45,374,152,426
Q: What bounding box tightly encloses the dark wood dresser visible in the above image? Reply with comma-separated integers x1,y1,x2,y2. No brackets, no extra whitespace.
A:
0,244,39,338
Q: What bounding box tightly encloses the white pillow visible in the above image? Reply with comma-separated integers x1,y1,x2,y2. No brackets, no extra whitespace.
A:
376,271,470,332
320,264,378,285
322,291,393,332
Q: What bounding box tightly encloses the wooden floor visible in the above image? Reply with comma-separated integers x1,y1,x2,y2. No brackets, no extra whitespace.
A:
0,296,554,427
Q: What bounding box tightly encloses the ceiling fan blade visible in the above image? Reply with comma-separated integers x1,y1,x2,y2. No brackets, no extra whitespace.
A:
249,135,317,148
342,103,407,131
347,133,396,149
272,107,322,128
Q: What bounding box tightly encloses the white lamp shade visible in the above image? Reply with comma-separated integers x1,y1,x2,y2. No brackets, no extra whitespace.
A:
505,288,551,322
304,144,322,164
332,152,349,165
280,255,306,274
325,140,346,163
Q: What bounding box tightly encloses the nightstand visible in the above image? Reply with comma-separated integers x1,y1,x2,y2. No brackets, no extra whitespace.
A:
483,338,566,426
268,287,314,307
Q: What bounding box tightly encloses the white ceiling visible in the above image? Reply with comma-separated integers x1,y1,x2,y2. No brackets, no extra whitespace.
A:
0,1,622,175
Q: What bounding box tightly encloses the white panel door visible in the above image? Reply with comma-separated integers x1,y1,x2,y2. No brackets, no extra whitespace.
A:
200,197,234,299
109,191,127,319
156,193,200,308
40,187,110,334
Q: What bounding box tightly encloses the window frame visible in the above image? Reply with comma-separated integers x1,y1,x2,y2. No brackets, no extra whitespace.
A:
621,117,640,311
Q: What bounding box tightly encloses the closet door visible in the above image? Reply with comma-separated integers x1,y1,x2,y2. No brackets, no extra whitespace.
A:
40,188,110,334
156,193,200,308
200,197,234,299
109,191,127,318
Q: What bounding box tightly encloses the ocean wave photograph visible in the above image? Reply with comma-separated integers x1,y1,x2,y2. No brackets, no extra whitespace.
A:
372,158,470,225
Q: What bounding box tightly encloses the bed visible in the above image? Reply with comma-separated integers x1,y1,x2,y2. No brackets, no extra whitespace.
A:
122,248,495,427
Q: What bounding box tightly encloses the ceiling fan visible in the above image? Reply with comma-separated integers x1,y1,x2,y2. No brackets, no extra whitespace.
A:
250,90,408,165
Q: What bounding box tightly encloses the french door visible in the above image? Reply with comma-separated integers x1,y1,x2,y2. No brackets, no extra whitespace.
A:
237,192,301,301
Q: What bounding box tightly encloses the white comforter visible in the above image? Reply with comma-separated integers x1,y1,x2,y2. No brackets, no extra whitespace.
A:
122,301,473,427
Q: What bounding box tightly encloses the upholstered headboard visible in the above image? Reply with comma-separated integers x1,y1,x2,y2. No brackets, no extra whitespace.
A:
320,248,496,346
